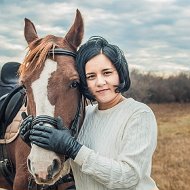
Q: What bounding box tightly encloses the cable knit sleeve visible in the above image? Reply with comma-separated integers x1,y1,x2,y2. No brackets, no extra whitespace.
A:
74,108,157,189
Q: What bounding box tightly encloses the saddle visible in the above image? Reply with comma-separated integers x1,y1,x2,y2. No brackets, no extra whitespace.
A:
0,62,26,139
0,62,20,97
0,62,27,186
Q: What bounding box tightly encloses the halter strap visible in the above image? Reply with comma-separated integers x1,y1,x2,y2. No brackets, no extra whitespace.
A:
48,48,76,58
70,94,82,138
31,115,58,128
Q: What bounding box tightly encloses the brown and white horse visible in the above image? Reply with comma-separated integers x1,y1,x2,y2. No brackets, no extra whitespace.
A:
0,9,84,190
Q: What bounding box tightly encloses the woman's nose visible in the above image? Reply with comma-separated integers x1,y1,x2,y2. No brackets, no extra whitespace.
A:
96,75,106,86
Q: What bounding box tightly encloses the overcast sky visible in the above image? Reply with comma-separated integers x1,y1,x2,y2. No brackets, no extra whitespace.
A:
0,0,189,75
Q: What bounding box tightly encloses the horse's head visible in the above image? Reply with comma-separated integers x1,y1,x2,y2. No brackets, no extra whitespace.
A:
19,10,84,185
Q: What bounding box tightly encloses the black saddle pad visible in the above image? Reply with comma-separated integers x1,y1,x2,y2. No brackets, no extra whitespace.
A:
0,62,20,97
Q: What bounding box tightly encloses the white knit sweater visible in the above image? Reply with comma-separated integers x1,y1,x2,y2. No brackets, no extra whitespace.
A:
70,98,158,190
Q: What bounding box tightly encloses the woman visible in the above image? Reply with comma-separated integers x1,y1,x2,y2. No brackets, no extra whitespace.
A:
21,36,158,190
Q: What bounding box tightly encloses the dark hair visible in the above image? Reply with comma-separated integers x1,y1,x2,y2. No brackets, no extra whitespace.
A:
76,36,131,101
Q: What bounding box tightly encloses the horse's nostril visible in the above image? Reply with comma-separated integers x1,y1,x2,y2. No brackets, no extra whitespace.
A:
52,159,60,171
48,158,61,177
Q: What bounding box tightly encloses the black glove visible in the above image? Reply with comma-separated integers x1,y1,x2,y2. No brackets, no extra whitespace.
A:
29,123,82,160
19,115,33,146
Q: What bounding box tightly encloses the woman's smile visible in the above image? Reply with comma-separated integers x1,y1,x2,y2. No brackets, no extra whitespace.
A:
96,88,110,94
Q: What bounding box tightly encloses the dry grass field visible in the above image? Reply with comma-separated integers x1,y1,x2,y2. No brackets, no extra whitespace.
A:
149,103,190,190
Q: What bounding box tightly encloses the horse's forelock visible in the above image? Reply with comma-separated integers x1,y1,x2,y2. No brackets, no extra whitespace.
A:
19,36,58,80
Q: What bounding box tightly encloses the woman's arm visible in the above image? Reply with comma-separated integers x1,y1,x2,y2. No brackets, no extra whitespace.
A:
74,110,157,189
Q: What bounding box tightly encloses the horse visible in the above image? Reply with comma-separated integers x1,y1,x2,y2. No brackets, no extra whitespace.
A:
0,9,84,190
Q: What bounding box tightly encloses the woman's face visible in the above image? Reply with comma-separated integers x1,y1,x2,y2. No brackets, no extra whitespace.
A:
85,53,122,109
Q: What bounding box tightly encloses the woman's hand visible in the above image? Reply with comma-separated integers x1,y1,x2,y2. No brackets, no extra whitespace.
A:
29,124,82,159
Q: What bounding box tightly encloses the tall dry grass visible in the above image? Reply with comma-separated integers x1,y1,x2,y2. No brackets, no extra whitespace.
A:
149,103,190,190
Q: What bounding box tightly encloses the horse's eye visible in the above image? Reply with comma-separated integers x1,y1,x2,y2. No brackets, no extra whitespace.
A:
70,81,79,88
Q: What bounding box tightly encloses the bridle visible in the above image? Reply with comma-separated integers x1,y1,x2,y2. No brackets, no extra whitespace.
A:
48,48,77,58
22,48,81,136
20,48,83,190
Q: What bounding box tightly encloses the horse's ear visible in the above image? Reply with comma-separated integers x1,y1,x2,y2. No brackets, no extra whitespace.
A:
65,9,84,50
24,18,39,44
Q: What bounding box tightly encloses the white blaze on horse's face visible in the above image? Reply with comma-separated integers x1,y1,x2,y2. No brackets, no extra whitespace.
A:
32,59,56,116
27,59,70,185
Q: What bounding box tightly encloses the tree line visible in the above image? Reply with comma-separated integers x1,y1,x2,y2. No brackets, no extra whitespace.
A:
125,70,190,103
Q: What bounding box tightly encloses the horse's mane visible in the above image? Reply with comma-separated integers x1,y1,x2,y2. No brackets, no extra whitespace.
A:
19,35,57,79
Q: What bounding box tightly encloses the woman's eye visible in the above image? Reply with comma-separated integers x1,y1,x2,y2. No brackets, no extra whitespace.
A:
70,81,79,88
104,71,112,76
86,75,95,80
